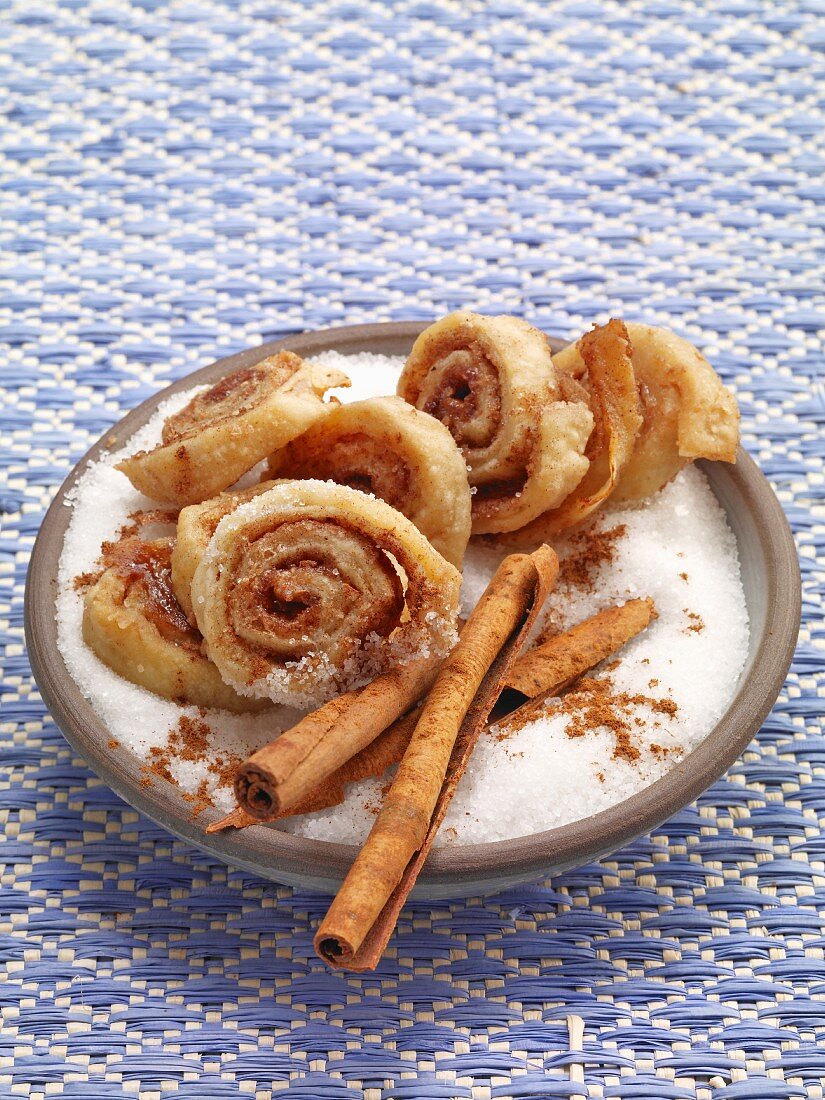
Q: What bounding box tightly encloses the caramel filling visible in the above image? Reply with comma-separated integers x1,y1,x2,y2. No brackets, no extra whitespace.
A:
106,537,202,650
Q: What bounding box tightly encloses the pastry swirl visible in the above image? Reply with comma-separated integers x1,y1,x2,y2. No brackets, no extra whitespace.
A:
397,311,594,534
82,536,266,713
172,481,280,623
191,480,461,707
507,319,643,541
555,322,739,502
117,352,348,506
266,396,471,566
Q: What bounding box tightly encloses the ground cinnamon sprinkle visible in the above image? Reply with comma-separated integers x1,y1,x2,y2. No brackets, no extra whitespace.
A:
138,717,216,814
650,742,681,759
562,678,641,762
534,527,630,646
683,609,705,634
183,778,212,818
504,673,678,765
73,570,103,591
120,509,178,539
169,716,211,761
208,750,244,789
114,518,140,542
144,746,175,784
557,523,627,593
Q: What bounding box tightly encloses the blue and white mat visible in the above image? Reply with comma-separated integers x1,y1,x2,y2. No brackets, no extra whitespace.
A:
0,1,822,1095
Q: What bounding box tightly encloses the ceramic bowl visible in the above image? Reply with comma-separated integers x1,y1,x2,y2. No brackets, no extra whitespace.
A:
25,322,801,898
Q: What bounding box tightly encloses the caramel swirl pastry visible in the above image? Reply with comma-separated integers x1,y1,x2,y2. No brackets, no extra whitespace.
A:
81,535,267,713
555,322,739,501
117,352,349,506
397,311,594,535
190,480,461,708
266,395,471,567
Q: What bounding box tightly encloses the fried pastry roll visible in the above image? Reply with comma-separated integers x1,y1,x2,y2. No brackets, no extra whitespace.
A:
397,311,594,535
506,319,642,542
117,352,348,506
82,536,266,713
555,322,739,501
172,481,280,623
266,396,471,566
190,480,461,708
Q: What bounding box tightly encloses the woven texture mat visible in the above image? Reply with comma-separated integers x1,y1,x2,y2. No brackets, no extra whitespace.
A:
1,1,823,1096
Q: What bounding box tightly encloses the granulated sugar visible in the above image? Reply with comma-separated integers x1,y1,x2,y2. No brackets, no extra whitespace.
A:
57,351,749,838
320,350,402,403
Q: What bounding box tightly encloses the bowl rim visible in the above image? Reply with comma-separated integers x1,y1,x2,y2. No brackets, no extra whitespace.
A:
25,320,802,887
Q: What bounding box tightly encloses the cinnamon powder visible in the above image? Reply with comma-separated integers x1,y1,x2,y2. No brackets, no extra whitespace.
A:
208,751,244,790
139,716,216,814
183,778,213,818
73,571,103,591
683,609,705,634
143,746,175,785
504,673,678,765
557,523,627,593
650,742,681,759
171,716,211,761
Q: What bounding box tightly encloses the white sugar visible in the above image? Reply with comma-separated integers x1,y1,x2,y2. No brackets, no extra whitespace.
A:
319,350,404,404
57,351,749,840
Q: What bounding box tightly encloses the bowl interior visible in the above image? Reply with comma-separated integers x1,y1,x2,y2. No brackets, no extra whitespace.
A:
25,322,801,899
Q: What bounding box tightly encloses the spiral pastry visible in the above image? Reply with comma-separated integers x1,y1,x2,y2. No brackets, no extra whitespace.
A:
397,312,594,535
117,352,349,506
172,480,280,623
507,320,643,542
82,536,267,713
266,396,471,567
555,322,739,502
190,480,461,708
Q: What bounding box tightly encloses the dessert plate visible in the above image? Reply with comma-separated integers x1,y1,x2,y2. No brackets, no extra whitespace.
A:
25,322,801,898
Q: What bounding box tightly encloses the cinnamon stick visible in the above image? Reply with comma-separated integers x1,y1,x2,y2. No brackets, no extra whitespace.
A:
234,658,439,820
314,544,558,970
499,598,656,731
209,597,654,837
504,597,656,699
206,806,254,832
206,708,420,833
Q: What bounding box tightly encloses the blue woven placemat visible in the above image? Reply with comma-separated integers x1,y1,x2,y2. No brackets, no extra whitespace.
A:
1,1,823,1095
